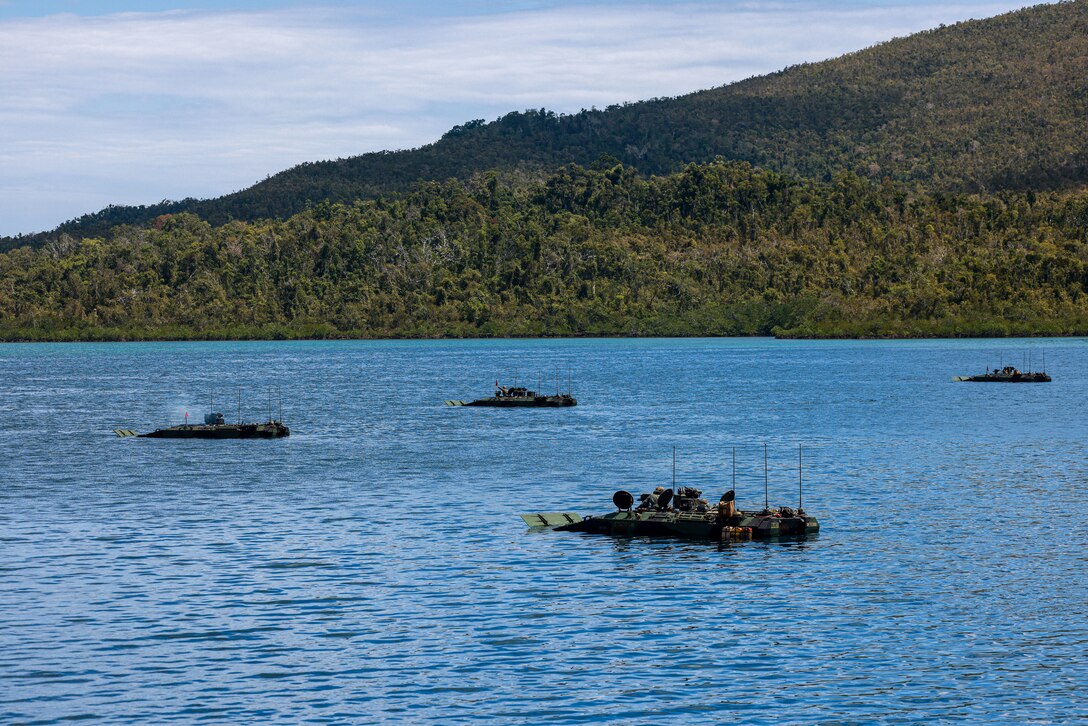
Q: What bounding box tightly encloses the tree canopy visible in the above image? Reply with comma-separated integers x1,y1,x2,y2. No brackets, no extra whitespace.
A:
3,161,1087,341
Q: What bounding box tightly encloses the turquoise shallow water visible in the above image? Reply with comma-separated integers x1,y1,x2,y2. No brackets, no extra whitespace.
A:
1,338,1086,723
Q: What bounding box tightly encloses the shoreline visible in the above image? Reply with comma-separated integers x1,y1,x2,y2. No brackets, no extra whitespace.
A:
1,326,1084,344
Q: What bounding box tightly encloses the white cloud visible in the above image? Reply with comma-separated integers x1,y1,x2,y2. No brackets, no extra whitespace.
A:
0,2,1033,235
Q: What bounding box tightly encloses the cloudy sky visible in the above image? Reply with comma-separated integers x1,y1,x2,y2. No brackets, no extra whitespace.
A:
0,0,1036,236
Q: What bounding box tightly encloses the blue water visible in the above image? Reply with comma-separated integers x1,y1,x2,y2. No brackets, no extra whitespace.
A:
1,338,1086,723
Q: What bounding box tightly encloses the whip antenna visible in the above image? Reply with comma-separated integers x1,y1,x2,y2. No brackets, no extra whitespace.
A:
764,443,769,509
672,446,676,489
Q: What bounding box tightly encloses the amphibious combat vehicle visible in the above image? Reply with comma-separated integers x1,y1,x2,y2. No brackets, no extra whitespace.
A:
446,382,576,407
115,411,290,439
953,365,1051,383
522,487,816,542
521,446,818,542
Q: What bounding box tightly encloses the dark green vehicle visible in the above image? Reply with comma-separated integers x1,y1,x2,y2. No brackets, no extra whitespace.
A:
446,382,576,407
523,446,818,542
953,365,1051,383
522,486,817,542
115,411,290,439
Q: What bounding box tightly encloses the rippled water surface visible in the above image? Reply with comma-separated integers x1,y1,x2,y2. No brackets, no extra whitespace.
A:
2,338,1087,723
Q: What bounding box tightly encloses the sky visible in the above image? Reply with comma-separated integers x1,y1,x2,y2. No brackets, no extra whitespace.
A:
0,0,1038,236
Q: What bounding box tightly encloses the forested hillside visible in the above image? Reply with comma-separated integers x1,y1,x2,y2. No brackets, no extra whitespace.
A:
5,0,1085,245
3,160,1087,341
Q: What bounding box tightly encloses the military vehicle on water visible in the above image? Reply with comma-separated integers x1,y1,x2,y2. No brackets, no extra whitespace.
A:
446,380,577,407
522,488,816,541
521,446,818,542
953,365,1051,383
115,391,290,439
116,411,290,439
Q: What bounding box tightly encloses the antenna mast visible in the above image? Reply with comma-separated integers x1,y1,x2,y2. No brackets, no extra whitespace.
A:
731,446,736,500
672,446,676,489
764,443,769,510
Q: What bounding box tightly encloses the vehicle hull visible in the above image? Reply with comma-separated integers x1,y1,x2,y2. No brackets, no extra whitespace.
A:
139,422,290,439
447,396,577,407
955,373,1051,382
468,396,575,407
551,509,818,541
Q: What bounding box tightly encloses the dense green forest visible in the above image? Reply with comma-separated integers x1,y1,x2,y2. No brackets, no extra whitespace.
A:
3,160,1088,341
2,0,1085,247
